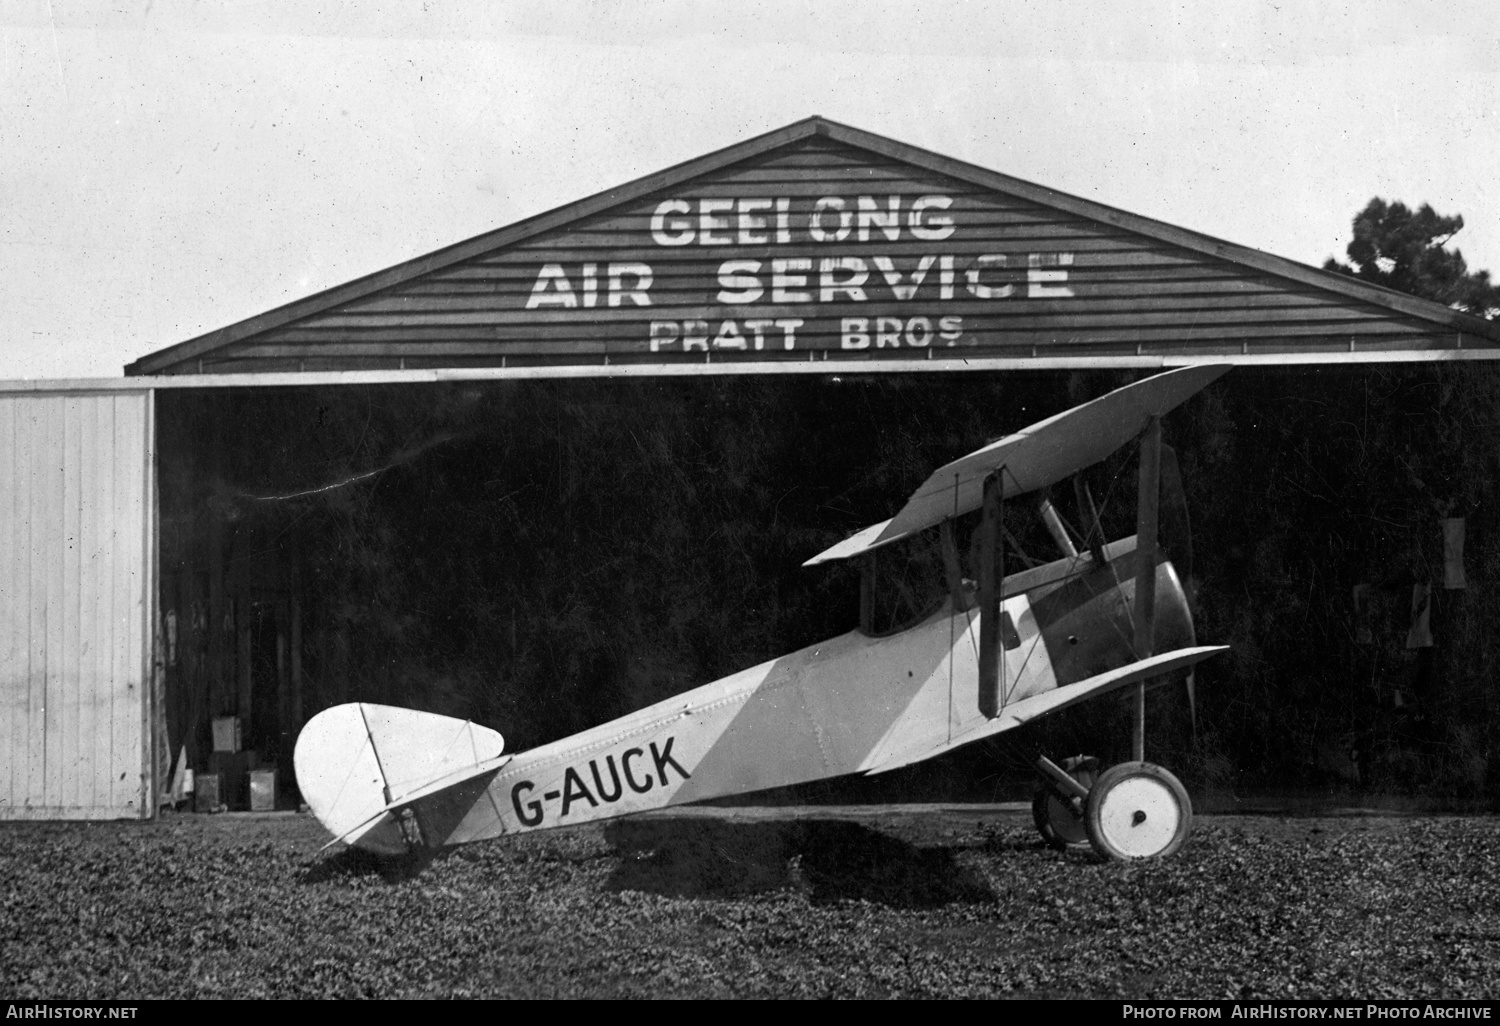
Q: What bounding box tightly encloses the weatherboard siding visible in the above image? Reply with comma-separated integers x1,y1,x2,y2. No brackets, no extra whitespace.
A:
146,135,1460,374
0,391,156,820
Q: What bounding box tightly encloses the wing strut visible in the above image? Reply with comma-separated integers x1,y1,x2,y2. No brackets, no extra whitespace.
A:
978,468,1005,718
1073,474,1106,566
1039,497,1078,558
1131,415,1162,761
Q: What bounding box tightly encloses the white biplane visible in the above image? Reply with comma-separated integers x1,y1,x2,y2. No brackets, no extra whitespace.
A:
295,364,1232,861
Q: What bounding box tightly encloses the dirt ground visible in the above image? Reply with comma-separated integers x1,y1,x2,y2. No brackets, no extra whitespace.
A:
3,804,1497,999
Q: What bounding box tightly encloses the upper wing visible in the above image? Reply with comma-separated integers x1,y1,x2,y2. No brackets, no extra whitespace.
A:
804,364,1231,566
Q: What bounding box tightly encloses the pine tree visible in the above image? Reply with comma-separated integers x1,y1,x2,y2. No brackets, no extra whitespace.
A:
1323,198,1499,317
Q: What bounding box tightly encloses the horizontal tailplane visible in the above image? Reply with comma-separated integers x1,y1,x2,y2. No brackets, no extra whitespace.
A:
294,703,509,854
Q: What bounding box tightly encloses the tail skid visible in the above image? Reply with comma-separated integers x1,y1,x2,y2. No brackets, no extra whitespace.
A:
294,703,509,854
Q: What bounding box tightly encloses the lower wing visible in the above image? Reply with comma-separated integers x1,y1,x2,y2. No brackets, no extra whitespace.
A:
861,644,1229,776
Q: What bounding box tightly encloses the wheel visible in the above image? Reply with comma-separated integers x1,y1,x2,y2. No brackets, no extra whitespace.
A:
1084,761,1192,860
1033,789,1087,849
1031,759,1098,850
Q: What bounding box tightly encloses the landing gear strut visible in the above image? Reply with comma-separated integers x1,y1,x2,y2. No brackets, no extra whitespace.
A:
1031,755,1098,850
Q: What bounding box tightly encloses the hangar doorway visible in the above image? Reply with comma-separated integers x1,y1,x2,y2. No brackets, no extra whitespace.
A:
151,364,1500,814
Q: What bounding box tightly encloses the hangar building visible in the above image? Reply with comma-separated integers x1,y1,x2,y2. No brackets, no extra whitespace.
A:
4,117,1497,819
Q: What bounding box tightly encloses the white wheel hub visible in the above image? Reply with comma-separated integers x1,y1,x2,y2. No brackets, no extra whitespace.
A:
1094,776,1183,857
1084,761,1193,860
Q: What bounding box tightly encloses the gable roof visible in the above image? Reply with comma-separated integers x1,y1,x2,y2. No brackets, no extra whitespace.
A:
125,116,1500,376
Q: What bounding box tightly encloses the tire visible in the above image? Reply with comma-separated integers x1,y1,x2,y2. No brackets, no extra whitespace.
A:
1084,761,1192,860
1031,761,1097,850
1032,788,1087,849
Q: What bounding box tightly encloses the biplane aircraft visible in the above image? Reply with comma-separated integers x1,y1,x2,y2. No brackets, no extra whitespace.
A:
295,364,1232,861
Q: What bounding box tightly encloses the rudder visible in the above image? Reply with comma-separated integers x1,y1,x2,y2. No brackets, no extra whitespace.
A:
294,703,507,854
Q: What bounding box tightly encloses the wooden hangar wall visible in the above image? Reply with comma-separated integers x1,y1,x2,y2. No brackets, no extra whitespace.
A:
0,387,157,820
126,117,1496,377
129,118,1500,812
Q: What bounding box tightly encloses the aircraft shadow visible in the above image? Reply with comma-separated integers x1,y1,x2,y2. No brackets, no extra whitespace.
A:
602,817,995,907
300,844,442,885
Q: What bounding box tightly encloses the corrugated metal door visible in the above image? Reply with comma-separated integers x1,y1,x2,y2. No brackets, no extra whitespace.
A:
0,389,157,820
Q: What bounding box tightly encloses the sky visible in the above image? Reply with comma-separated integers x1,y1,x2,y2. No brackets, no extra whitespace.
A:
2,0,1497,379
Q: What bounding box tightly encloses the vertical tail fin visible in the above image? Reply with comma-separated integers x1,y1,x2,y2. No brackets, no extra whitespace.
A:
294,703,507,854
